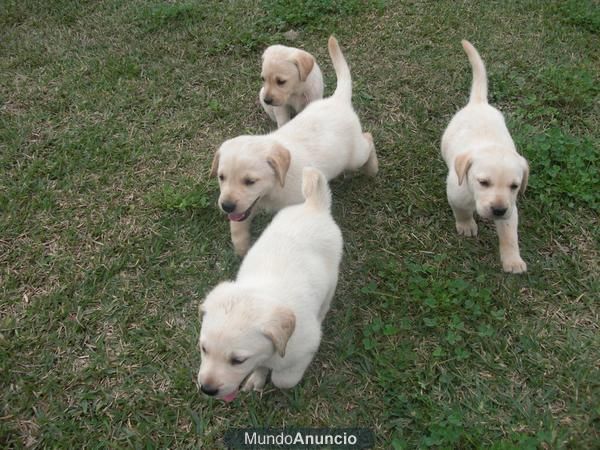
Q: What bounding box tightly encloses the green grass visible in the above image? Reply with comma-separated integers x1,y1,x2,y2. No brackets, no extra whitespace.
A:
1,0,598,448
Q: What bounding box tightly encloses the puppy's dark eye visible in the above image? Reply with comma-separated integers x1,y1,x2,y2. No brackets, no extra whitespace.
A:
244,178,256,186
201,345,207,354
230,356,247,366
218,174,225,182
479,180,490,187
276,78,286,86
510,183,519,190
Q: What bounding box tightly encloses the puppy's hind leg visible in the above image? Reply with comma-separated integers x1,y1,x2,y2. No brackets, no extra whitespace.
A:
361,132,378,177
241,366,270,392
271,355,314,389
317,284,336,322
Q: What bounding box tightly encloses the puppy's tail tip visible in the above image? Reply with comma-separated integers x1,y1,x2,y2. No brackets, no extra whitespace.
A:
302,167,331,211
462,39,488,104
328,36,352,102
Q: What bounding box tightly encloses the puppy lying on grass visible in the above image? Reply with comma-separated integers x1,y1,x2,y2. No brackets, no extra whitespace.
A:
441,40,529,273
197,168,342,402
212,36,378,256
259,44,324,127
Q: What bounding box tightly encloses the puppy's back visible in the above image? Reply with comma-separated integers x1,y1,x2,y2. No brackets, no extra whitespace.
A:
238,169,342,289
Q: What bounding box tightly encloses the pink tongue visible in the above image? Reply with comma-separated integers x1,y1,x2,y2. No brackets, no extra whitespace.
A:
228,213,245,222
222,391,238,402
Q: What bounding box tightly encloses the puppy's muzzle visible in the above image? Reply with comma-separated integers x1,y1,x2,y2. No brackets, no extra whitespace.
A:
263,96,274,105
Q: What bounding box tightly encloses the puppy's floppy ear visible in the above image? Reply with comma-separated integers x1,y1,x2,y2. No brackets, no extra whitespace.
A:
293,50,315,82
210,150,220,177
262,306,296,358
454,152,473,186
267,143,291,187
520,156,529,194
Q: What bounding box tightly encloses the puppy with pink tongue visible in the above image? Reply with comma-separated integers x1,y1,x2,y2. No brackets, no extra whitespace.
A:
197,168,342,402
211,36,378,257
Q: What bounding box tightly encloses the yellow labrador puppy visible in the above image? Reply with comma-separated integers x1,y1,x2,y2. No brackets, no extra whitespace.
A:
441,40,529,273
212,36,378,256
197,168,342,402
259,44,324,127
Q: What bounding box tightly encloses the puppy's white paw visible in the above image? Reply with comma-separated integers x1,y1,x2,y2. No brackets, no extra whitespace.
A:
271,368,305,389
233,239,251,257
241,369,268,392
456,220,478,237
231,222,251,257
502,256,527,274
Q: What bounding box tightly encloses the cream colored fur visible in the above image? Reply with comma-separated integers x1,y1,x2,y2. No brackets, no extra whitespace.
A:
212,36,378,256
441,40,529,273
197,168,342,401
259,44,324,127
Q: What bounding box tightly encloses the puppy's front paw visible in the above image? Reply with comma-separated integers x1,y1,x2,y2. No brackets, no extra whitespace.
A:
232,235,251,257
230,221,251,257
456,220,478,237
502,256,527,274
241,369,268,392
234,241,250,257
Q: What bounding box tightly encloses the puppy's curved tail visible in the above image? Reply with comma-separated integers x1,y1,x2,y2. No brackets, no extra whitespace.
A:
328,36,352,102
302,167,331,211
462,40,488,104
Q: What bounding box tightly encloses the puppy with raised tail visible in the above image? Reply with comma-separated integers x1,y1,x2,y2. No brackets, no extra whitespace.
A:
441,40,530,273
197,168,342,402
213,36,378,256
260,44,324,127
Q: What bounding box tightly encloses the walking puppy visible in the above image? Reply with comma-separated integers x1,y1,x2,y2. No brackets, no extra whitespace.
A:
212,36,378,256
259,44,324,127
441,40,529,273
197,168,343,402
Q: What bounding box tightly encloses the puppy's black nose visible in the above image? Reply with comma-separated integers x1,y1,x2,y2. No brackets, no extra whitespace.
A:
492,207,507,217
264,96,273,105
200,384,219,396
221,202,236,213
